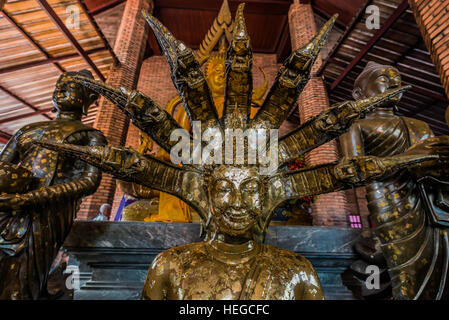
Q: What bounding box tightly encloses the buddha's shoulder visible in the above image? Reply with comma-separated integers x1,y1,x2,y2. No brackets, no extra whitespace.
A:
400,116,433,140
151,242,208,266
260,244,315,273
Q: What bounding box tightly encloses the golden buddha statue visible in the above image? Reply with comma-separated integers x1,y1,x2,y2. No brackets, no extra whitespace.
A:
0,70,105,299
340,62,449,300
203,40,267,119
36,5,449,300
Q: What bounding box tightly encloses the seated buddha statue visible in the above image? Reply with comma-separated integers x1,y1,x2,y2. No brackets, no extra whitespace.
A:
0,70,106,299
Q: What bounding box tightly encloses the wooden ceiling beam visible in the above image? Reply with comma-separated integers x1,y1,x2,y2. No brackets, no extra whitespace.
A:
327,71,447,103
407,84,449,103
76,0,120,65
330,0,409,91
36,0,105,81
90,0,126,15
154,0,291,15
0,85,52,120
0,107,54,125
0,9,65,73
0,130,12,144
276,15,291,62
0,47,107,75
311,2,347,30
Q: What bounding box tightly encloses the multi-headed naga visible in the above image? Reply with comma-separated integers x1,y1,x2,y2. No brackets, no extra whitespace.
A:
36,5,448,299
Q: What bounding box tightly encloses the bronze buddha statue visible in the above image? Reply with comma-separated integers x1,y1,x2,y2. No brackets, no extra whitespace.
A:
35,6,449,300
340,62,449,300
0,70,106,299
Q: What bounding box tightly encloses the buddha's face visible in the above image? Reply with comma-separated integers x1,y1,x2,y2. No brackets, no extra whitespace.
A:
363,67,402,102
207,60,226,94
209,165,263,236
53,79,85,111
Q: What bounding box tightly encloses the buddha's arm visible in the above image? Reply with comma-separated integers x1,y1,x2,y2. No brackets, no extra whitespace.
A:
0,131,21,163
0,131,106,211
402,135,449,178
141,253,171,300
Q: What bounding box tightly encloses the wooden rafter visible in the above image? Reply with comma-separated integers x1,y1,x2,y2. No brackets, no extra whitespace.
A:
0,108,54,125
316,0,372,76
36,0,106,81
0,9,65,73
76,0,120,65
330,0,410,91
0,130,12,144
0,47,108,75
275,15,291,62
90,0,125,15
0,85,52,120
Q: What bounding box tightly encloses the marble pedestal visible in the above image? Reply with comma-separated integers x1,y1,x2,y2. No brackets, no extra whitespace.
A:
63,221,361,300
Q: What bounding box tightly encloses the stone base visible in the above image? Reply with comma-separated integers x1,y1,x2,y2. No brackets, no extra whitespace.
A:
63,221,361,300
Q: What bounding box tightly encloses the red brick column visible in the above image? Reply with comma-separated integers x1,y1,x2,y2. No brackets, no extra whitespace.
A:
409,0,449,98
289,0,350,226
77,0,153,220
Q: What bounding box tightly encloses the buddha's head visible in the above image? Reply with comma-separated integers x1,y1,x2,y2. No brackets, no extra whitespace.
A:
206,164,264,237
353,61,402,107
52,69,99,117
205,55,226,96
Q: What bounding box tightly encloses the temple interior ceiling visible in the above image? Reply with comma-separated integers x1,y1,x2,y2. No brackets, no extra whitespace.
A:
0,0,448,150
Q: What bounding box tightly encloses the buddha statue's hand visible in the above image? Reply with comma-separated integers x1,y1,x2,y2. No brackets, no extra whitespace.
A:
334,153,440,187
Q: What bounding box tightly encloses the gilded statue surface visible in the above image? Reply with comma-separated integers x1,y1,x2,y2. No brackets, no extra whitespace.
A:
340,62,449,300
0,70,105,299
36,6,449,300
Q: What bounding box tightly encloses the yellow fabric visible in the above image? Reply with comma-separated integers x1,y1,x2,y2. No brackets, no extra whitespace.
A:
152,192,192,222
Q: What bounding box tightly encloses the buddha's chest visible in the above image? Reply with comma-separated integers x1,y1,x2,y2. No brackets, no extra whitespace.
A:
168,259,295,300
361,118,411,157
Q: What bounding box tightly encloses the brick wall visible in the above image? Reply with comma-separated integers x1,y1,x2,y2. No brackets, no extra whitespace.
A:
289,0,350,227
409,0,449,98
77,0,153,220
95,3,126,48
